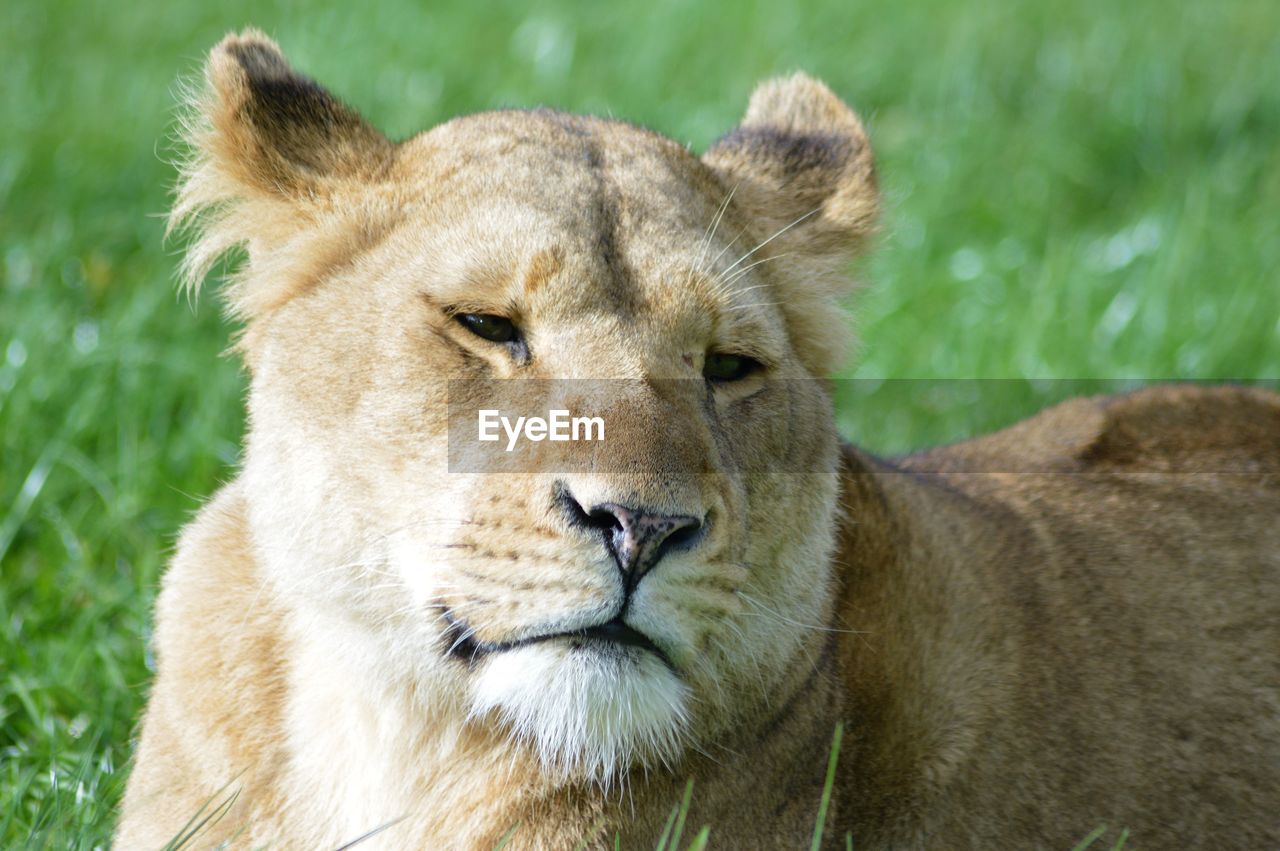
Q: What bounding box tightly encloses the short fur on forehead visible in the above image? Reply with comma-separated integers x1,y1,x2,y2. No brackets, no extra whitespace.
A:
172,33,877,374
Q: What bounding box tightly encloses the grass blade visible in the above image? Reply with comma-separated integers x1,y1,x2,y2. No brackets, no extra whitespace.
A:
162,784,240,851
574,818,607,851
669,779,694,851
492,822,521,850
334,815,408,850
684,825,712,851
654,804,678,851
1070,825,1108,851
809,721,843,851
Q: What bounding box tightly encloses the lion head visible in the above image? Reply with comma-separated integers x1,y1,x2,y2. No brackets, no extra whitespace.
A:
176,31,876,786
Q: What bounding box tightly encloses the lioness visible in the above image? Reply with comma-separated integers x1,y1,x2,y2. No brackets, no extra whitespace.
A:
118,31,1280,849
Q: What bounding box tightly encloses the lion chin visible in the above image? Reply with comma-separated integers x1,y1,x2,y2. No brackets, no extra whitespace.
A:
468,642,689,786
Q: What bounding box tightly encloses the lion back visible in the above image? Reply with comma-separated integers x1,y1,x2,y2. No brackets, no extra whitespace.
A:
900,383,1280,477
891,384,1280,845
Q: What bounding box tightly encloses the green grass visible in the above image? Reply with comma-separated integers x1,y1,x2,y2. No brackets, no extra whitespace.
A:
2,0,1277,845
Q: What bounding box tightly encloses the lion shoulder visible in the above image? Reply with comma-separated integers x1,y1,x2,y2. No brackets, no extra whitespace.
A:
117,485,289,846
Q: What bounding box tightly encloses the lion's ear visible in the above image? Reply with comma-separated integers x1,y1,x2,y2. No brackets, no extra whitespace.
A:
171,30,395,315
200,31,392,196
702,74,877,373
703,73,877,259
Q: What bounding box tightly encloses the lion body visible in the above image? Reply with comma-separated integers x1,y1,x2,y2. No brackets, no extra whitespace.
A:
117,32,1280,849
829,386,1280,848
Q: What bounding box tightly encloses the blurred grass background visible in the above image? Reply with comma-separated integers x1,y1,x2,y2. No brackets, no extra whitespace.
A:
1,0,1277,844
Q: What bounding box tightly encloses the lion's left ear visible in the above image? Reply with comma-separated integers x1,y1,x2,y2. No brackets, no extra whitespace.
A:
703,73,877,259
703,74,877,372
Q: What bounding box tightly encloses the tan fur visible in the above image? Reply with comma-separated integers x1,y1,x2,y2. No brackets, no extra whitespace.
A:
118,31,1280,849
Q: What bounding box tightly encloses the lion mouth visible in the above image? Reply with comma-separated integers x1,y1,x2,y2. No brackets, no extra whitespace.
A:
442,610,672,669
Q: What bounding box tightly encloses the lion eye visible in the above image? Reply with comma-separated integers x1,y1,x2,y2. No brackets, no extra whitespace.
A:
703,352,763,383
456,313,518,344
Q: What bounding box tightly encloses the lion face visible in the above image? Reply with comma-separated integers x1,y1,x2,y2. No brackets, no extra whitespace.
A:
179,34,876,784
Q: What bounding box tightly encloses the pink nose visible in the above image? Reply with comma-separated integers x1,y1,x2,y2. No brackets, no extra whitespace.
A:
558,489,705,590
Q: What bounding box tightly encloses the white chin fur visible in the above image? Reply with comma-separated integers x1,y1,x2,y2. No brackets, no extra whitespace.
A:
468,641,689,786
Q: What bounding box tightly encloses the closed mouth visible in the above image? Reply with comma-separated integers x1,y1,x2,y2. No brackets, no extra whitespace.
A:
441,609,673,670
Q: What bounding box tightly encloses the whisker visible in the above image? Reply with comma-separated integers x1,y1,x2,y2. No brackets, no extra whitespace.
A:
446,624,479,656
735,591,869,635
719,207,821,278
712,252,796,293
717,281,774,299
693,182,738,278
704,225,748,273
719,301,783,314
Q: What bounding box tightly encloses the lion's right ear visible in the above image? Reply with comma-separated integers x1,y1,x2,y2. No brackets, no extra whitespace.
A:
702,74,877,375
171,30,395,316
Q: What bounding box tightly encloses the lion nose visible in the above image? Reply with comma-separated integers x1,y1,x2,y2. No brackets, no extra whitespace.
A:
558,489,704,590
588,503,705,589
